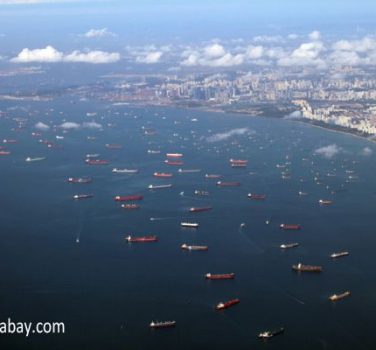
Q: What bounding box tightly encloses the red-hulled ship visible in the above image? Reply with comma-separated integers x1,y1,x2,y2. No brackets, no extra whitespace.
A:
248,193,266,200
189,206,212,213
67,177,92,184
0,150,10,155
164,160,183,166
215,299,240,310
125,235,158,243
280,224,301,230
114,195,143,201
154,172,173,178
85,159,109,165
205,273,235,280
216,181,240,187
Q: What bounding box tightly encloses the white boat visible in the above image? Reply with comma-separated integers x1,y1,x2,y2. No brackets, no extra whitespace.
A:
181,222,199,228
25,157,45,162
112,168,139,174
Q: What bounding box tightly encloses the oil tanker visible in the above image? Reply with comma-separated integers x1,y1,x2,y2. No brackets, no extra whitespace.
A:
189,207,212,213
114,195,143,201
215,299,240,310
125,235,158,243
280,224,301,230
205,273,235,280
292,263,322,272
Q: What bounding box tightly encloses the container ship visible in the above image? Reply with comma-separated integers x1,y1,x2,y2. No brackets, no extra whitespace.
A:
67,177,92,184
149,321,176,329
280,224,301,230
180,222,199,228
205,273,235,280
292,263,322,272
148,184,172,190
280,243,299,249
258,327,285,339
189,206,212,213
216,181,240,187
181,244,208,251
164,160,183,166
247,193,266,200
205,174,222,179
330,251,349,258
319,199,332,205
112,168,139,174
153,172,173,178
215,298,240,310
329,291,351,301
121,204,140,210
73,194,94,200
125,235,158,243
166,153,183,158
114,195,143,202
85,159,109,165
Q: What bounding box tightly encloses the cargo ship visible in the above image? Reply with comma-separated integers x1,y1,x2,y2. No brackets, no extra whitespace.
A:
247,193,266,200
189,206,212,213
231,163,247,168
114,195,143,201
121,204,140,210
280,224,301,230
280,243,299,249
164,160,183,166
166,153,183,158
125,235,158,243
73,194,94,200
85,153,100,158
229,159,247,164
180,222,199,228
3,139,17,144
181,244,208,251
0,151,10,155
330,251,349,259
319,199,332,205
149,321,176,329
258,327,285,339
216,181,240,187
105,143,122,149
67,177,92,184
178,168,201,173
85,159,109,165
292,263,322,272
194,190,210,196
147,149,161,154
329,291,351,301
205,174,222,179
153,172,173,178
25,157,45,162
112,168,139,174
205,273,235,280
215,298,240,310
148,184,172,190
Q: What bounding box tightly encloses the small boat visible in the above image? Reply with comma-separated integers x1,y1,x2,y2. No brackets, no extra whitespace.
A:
181,222,199,228
153,172,173,178
67,177,92,183
73,194,94,200
319,199,332,205
247,193,266,200
166,153,183,158
205,174,222,179
215,298,240,310
181,244,208,251
205,273,235,280
114,195,143,201
25,157,45,162
280,243,299,249
149,321,176,329
112,168,138,174
298,191,308,196
258,327,285,339
216,181,240,187
121,204,140,210
280,224,301,230
148,184,172,190
292,263,322,272
125,235,158,243
329,291,351,301
189,207,212,213
330,251,349,259
178,168,201,173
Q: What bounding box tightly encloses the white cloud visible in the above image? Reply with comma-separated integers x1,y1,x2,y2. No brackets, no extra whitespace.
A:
136,51,163,64
283,111,302,120
206,128,252,143
82,121,102,129
246,45,264,59
59,122,80,130
203,44,226,58
84,28,115,39
287,33,299,40
35,121,50,131
59,121,102,130
278,41,326,68
11,46,120,64
314,144,342,159
360,146,373,156
309,30,321,41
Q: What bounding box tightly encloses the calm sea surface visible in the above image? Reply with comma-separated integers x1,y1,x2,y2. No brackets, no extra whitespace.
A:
0,98,375,350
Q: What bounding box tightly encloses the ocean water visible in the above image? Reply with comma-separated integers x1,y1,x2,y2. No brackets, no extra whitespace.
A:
0,98,376,350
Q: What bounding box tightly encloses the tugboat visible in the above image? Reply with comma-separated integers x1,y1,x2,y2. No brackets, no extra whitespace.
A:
329,291,351,301
215,299,240,310
258,327,285,339
149,321,176,329
292,263,322,272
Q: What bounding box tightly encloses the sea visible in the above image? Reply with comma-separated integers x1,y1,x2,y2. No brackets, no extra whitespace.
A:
0,97,375,350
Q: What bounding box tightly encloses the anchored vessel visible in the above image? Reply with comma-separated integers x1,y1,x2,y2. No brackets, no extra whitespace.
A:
181,222,199,228
149,321,176,329
125,235,158,243
148,184,172,190
112,168,139,174
121,204,140,210
194,190,210,196
280,243,299,249
205,273,235,280
85,159,109,165
205,174,222,179
164,160,183,166
258,327,285,339
166,153,183,158
73,194,94,200
178,168,201,173
329,291,351,301
189,206,212,213
181,244,208,251
25,157,45,162
292,263,322,272
114,195,143,201
105,143,122,149
248,193,266,200
67,177,92,183
215,299,240,310
154,172,173,178
216,181,241,187
280,224,301,230
330,251,349,258
319,199,332,205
